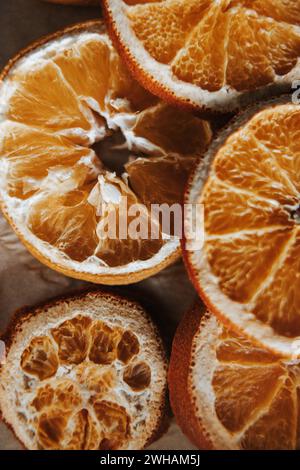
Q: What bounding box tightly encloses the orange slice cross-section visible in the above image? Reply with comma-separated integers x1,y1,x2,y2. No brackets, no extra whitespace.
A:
0,291,167,450
184,98,300,357
0,20,211,285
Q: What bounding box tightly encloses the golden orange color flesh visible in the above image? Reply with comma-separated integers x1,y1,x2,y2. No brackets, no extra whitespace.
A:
184,97,300,357
103,0,300,113
169,303,300,450
0,21,211,284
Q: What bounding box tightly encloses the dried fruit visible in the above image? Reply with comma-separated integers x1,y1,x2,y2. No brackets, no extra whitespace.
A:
94,400,130,450
89,321,120,365
0,291,167,450
52,315,92,365
103,0,300,113
184,97,300,357
169,303,300,450
0,21,211,285
123,362,151,391
117,330,140,364
21,336,58,381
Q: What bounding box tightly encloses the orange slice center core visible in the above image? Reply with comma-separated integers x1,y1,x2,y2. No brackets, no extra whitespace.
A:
285,202,300,224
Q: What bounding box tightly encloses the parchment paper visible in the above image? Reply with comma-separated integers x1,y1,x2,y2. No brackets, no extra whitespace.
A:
0,0,198,450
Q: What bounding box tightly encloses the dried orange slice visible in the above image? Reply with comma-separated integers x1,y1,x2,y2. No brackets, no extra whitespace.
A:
103,0,300,113
0,290,167,450
169,303,300,450
0,20,211,285
184,97,300,357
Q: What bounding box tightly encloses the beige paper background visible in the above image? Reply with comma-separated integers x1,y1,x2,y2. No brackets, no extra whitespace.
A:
0,0,198,449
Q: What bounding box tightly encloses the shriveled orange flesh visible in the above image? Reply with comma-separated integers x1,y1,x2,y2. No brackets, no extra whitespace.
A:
213,323,299,449
187,102,300,355
0,293,167,450
53,38,111,112
25,314,147,451
172,2,230,92
188,312,300,449
125,102,211,213
104,0,300,112
126,155,195,207
7,62,93,143
0,122,99,200
23,310,140,451
0,22,211,283
242,0,300,25
128,0,300,91
131,102,212,157
127,0,212,65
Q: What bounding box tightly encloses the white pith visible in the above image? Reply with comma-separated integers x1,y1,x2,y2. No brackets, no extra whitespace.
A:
105,0,300,112
0,23,185,282
0,292,167,450
185,101,300,356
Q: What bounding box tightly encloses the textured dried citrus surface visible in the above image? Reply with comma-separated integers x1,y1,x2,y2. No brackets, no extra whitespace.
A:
0,21,211,284
169,305,300,449
184,99,300,357
0,291,167,450
103,0,300,112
